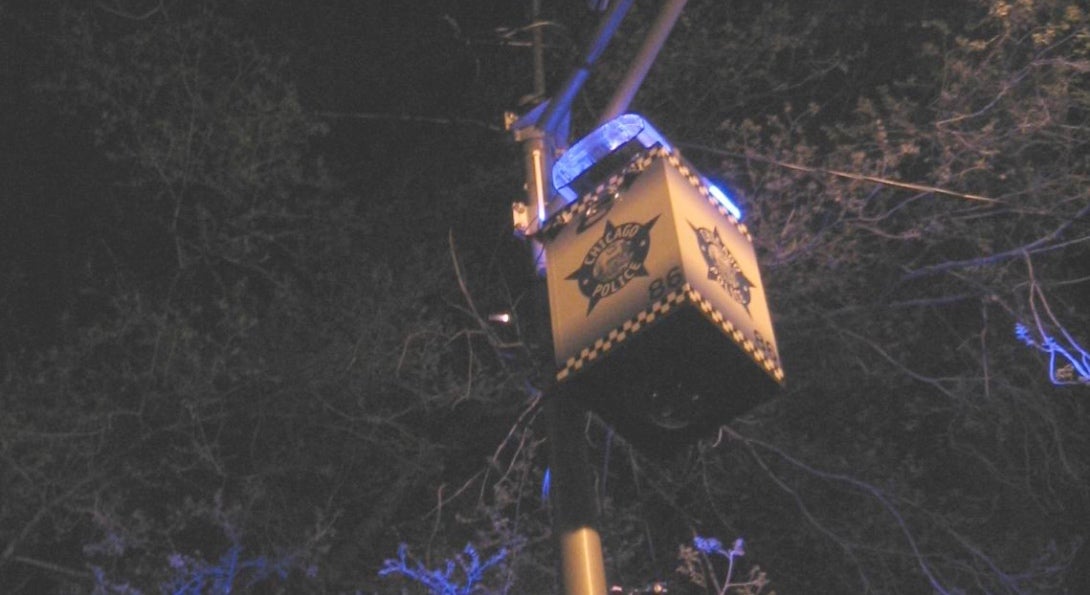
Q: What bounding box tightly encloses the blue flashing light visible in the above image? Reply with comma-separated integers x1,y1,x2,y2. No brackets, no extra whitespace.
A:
541,467,551,503
552,114,672,205
706,181,743,220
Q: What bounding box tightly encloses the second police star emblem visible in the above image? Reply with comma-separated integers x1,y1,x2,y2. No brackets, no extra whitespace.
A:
689,222,754,314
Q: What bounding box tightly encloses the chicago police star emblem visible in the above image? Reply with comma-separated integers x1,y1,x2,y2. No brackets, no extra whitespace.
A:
690,222,754,313
568,216,658,314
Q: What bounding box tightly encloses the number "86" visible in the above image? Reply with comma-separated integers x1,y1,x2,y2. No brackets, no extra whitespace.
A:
649,266,684,300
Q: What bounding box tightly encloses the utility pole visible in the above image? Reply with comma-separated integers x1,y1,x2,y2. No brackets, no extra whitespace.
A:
599,0,688,124
516,3,611,592
514,3,623,593
510,2,690,593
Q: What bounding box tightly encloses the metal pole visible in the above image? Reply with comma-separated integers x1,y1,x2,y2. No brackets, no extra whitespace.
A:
598,0,689,124
531,0,547,100
519,0,552,275
519,3,608,593
520,130,551,275
520,125,609,595
519,1,691,591
548,383,608,595
524,103,609,595
540,0,636,136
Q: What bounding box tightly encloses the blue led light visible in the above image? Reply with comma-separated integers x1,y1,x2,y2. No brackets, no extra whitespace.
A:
551,114,671,205
706,181,743,220
547,114,746,225
540,467,551,503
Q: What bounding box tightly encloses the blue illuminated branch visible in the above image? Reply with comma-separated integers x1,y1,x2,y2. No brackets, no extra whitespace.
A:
693,535,744,561
91,545,298,595
159,544,294,595
1015,322,1090,386
691,535,748,595
379,543,507,595
693,535,725,556
91,566,143,594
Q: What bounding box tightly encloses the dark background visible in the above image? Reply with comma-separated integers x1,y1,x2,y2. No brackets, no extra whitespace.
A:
1,0,1088,593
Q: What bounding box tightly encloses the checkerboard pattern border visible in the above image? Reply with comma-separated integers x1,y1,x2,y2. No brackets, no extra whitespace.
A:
556,284,690,381
556,284,785,384
685,287,786,382
662,151,752,242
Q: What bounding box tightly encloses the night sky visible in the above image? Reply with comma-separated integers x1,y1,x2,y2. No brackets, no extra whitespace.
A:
1,1,1088,593
2,0,532,341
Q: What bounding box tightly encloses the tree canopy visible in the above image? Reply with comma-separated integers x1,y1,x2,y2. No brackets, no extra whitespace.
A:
1,0,1087,593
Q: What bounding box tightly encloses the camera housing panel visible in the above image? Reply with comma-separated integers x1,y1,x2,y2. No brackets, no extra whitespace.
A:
542,147,783,448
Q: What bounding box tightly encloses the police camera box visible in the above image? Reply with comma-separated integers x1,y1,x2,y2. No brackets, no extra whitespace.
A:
541,147,784,448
